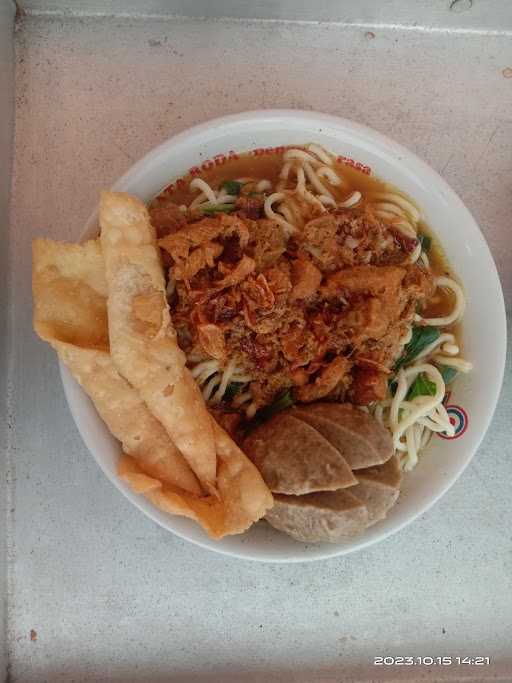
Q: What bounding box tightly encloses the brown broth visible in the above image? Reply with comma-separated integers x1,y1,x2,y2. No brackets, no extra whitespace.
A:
156,154,284,206
154,147,458,331
153,149,389,207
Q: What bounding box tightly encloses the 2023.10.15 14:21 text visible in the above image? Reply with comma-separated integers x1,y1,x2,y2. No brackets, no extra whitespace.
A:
373,656,490,666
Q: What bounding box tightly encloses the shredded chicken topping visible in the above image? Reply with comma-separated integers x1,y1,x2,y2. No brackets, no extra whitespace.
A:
156,204,434,410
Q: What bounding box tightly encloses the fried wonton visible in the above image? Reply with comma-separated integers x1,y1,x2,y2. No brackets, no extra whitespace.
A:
99,192,217,494
32,229,272,538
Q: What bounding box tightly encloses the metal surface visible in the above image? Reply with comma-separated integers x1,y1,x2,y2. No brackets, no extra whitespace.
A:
0,0,15,679
15,0,512,34
5,8,512,682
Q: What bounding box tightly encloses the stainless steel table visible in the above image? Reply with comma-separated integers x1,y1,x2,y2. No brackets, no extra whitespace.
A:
3,3,512,681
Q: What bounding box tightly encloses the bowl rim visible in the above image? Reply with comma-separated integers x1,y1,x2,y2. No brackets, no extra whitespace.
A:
60,108,507,563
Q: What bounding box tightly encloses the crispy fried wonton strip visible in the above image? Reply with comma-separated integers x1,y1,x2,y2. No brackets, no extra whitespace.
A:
32,238,202,495
119,455,225,536
57,344,203,495
99,191,217,493
32,238,109,350
33,229,273,536
119,418,273,538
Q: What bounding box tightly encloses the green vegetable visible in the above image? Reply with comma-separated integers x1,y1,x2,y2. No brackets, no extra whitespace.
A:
419,234,432,251
200,203,236,215
224,382,244,402
406,366,458,401
391,361,457,402
438,365,458,385
407,373,437,400
255,389,294,423
394,326,440,371
220,180,242,196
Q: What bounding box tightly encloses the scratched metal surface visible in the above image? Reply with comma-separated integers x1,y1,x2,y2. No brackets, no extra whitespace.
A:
5,8,512,683
1,1,15,679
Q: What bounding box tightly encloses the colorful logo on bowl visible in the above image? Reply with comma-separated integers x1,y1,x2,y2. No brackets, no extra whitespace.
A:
438,398,469,440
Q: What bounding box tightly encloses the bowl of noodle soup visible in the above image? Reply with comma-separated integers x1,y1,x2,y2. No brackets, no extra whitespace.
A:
61,110,506,561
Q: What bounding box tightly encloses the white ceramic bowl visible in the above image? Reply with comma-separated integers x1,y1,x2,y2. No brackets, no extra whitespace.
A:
60,110,507,562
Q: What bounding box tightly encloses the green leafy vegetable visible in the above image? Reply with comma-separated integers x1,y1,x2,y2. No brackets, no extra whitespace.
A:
220,180,243,196
394,326,440,371
407,373,437,400
224,382,244,402
255,389,294,423
391,365,457,402
419,234,432,251
438,365,458,385
200,203,236,215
